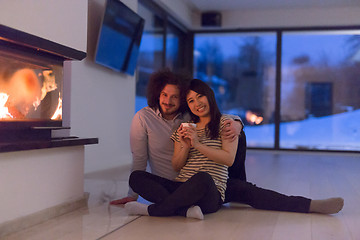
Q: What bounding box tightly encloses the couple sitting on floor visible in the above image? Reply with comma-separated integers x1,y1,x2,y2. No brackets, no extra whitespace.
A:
110,69,344,220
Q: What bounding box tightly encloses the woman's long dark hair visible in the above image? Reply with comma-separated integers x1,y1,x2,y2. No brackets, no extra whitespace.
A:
186,79,221,139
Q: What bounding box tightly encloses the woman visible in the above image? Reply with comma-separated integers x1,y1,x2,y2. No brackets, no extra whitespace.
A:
125,79,238,219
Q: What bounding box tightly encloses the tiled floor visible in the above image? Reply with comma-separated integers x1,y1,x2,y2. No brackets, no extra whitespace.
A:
3,150,360,240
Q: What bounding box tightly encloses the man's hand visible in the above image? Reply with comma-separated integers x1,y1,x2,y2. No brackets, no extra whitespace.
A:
110,196,136,205
221,119,242,142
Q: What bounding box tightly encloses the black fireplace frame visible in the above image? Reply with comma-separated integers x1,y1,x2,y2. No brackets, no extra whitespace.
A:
0,24,87,143
0,24,86,61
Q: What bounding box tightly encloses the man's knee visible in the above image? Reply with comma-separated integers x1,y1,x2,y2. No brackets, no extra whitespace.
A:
129,170,146,190
225,179,255,203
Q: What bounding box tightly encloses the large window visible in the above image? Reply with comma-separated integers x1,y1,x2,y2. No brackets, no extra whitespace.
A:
280,30,360,151
194,29,360,151
194,32,277,148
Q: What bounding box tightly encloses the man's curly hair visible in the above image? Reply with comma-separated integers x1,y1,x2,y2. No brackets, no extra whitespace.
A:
147,68,191,114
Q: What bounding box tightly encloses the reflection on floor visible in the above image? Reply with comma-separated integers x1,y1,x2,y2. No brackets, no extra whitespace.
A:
3,150,360,240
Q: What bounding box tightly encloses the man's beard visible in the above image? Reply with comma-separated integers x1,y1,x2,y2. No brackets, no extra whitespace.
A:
160,103,178,116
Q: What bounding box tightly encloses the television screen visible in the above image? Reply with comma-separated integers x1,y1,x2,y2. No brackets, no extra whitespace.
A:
95,0,144,75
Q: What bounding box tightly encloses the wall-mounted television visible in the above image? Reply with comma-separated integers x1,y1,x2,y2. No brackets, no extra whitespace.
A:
95,0,144,75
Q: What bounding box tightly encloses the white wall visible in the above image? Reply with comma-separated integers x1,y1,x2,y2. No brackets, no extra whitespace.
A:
154,0,195,28
0,0,87,52
220,7,360,29
70,0,137,173
0,147,85,223
154,2,360,30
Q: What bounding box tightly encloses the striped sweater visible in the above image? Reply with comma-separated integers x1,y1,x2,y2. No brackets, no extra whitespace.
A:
171,115,230,201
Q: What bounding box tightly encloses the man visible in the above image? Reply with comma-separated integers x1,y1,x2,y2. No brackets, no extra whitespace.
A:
111,69,343,215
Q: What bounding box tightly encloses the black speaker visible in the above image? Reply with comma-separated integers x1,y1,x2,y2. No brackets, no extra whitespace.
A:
201,12,221,27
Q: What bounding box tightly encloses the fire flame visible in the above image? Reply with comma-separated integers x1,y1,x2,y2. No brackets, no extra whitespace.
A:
246,111,263,125
51,93,62,120
41,70,57,101
0,93,13,118
0,68,62,120
7,68,41,116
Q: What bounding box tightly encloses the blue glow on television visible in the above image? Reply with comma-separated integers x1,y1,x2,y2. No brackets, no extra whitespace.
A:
95,0,144,75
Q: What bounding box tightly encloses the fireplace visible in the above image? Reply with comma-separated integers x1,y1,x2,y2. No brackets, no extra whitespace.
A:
0,24,85,143
0,11,99,237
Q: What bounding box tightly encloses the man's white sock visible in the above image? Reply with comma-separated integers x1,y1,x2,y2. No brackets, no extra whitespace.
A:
309,197,344,214
124,202,149,216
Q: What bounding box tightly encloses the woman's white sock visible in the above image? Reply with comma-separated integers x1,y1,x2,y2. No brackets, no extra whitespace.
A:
186,205,204,220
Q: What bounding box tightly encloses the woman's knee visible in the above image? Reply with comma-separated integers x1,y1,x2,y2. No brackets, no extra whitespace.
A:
191,172,214,187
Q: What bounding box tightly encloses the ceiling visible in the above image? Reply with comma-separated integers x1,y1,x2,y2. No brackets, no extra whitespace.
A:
182,0,360,12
